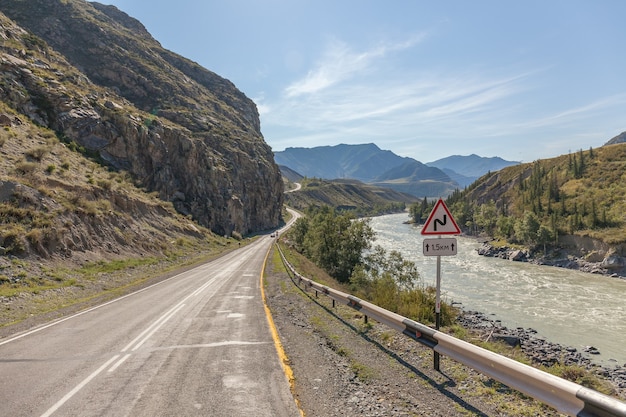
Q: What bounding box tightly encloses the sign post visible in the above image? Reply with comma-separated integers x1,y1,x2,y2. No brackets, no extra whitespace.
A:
421,198,461,371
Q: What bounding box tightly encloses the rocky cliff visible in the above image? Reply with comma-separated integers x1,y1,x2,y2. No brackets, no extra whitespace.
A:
0,0,283,236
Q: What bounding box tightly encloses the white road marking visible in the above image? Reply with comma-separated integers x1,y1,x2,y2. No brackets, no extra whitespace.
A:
40,354,120,417
108,353,131,373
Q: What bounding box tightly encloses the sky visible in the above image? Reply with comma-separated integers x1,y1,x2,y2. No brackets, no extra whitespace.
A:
101,0,626,163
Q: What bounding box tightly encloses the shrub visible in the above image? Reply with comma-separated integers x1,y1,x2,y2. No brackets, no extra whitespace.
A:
1,227,27,254
14,161,38,175
26,146,50,161
97,179,112,190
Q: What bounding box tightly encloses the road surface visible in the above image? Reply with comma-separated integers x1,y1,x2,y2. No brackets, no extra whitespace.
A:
0,219,300,416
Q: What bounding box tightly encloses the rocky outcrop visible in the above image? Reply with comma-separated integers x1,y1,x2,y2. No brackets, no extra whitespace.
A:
477,240,626,278
0,0,283,235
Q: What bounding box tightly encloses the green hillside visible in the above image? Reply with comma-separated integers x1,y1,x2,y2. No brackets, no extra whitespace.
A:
446,144,626,246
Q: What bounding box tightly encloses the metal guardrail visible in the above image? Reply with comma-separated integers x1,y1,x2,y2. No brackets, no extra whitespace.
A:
276,244,626,417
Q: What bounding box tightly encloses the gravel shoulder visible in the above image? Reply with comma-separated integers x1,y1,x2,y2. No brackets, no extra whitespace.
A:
263,248,570,417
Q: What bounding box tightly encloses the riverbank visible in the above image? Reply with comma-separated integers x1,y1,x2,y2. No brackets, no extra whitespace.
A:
456,308,626,396
476,242,626,279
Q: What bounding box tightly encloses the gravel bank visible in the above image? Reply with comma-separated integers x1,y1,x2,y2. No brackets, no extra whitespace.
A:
457,310,626,396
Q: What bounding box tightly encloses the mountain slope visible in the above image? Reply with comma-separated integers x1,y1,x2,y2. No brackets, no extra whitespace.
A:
372,160,458,197
447,144,626,250
0,0,283,236
604,131,626,145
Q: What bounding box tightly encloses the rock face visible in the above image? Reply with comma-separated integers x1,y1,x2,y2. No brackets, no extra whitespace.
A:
477,242,626,278
0,0,283,235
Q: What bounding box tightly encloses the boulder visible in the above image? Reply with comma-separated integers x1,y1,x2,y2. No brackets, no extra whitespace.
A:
602,254,625,270
492,333,521,347
509,250,526,262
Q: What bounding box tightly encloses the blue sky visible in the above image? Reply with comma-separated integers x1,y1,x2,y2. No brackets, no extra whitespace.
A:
102,1,626,163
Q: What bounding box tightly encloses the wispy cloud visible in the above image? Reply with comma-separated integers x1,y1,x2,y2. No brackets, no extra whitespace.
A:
268,64,530,140
521,93,626,129
284,34,426,98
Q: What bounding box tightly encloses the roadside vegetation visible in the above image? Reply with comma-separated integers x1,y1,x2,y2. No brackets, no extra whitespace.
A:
284,205,457,326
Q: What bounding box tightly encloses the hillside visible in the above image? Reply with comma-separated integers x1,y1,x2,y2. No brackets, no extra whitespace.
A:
446,144,626,271
278,165,303,184
284,178,418,216
0,0,283,237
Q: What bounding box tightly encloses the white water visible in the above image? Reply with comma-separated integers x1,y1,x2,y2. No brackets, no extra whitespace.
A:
369,212,626,366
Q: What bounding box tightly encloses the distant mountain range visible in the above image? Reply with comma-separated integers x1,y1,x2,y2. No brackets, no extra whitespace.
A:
427,154,520,187
274,144,519,197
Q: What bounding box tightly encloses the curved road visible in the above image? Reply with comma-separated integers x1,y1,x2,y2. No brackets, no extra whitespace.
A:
0,214,300,417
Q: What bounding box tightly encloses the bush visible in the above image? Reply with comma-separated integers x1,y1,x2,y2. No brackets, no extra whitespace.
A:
0,227,27,254
26,146,50,161
14,161,38,175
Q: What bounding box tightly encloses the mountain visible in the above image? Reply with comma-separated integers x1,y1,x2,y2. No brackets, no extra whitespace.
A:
604,131,626,145
274,144,455,197
0,0,283,237
427,154,519,188
274,143,412,182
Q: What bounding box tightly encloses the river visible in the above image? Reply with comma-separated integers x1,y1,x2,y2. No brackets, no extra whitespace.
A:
369,212,626,366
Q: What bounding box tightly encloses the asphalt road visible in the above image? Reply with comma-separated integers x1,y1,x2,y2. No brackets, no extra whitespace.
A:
0,227,300,416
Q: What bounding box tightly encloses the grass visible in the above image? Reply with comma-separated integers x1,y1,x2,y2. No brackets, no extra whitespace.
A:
77,257,161,279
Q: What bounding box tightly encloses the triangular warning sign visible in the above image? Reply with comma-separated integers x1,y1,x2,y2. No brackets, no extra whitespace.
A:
421,198,461,235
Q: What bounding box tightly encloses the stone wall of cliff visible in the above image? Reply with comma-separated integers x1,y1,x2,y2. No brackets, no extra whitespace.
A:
0,0,283,235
